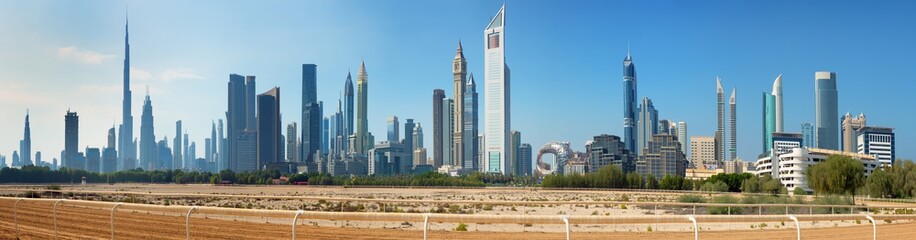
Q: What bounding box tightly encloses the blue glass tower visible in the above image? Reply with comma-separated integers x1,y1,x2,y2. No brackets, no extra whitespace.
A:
622,50,637,155
815,72,838,150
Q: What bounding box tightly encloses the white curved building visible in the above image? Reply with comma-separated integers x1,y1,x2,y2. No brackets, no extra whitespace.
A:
757,147,877,193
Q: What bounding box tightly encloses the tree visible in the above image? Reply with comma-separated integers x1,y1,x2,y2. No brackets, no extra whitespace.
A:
806,155,865,196
699,181,729,192
866,168,894,198
646,175,659,189
741,175,761,193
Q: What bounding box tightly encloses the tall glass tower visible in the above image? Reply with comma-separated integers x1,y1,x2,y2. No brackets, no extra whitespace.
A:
622,48,637,155
484,4,510,174
716,78,725,164
815,72,839,150
119,15,136,169
729,88,737,161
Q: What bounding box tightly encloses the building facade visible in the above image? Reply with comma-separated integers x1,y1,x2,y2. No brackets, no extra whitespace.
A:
622,48,638,155
462,75,479,171
586,134,634,173
452,42,467,170
689,136,716,169
857,126,895,166
637,97,658,156
841,112,867,153
301,64,321,164
815,71,839,150
65,110,79,170
432,89,445,166
484,5,511,174
637,134,687,179
257,87,282,169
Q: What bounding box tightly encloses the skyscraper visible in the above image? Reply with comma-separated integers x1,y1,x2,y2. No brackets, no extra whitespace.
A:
587,134,633,173
257,87,282,168
815,71,839,150
518,143,532,175
729,88,737,161
452,41,468,169
218,119,226,170
413,123,424,151
433,89,446,165
118,15,137,172
404,119,415,165
484,4,510,174
227,74,257,172
387,116,399,142
463,74,479,171
353,61,373,155
841,113,867,152
636,134,687,179
103,126,117,172
801,122,815,148
622,47,638,155
210,121,217,162
677,121,687,158
510,130,521,175
773,75,784,132
690,136,716,169
716,77,725,164
65,110,79,170
637,97,658,155
20,111,31,166
173,121,182,170
442,98,453,167
140,88,155,170
343,72,355,154
287,122,299,162
856,126,895,166
321,116,329,154
85,147,100,172
658,119,671,135
301,64,320,164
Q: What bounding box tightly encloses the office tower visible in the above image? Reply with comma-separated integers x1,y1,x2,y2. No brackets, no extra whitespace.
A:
677,121,687,157
772,132,803,156
841,113,867,152
245,76,256,129
322,116,329,154
173,121,182,170
156,138,172,172
510,130,521,175
762,92,776,153
856,126,895,166
354,61,373,155
388,116,400,142
218,119,225,170
85,147,100,172
801,122,815,148
183,133,189,170
484,4,511,174
287,122,299,162
413,123,424,150
433,89,446,166
414,148,428,166
11,152,18,168
815,71,839,150
140,89,155,170
773,75,784,132
228,74,257,172
452,41,468,169
463,75,479,171
257,87,282,168
478,134,485,171
690,136,716,169
442,98,453,167
518,143,532,176
0,156,6,169
636,134,687,179
586,134,633,173
210,122,217,162
301,64,320,164
188,142,196,169
658,119,671,135
17,111,31,166
367,141,410,175
205,138,212,166
105,126,118,172
34,152,40,167
636,97,658,156
118,16,137,172
716,77,725,164
65,110,79,170
729,88,737,161
404,119,416,165
343,72,354,154
622,47,638,155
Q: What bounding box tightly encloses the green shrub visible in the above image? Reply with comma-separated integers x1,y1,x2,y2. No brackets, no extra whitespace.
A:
455,223,468,231
677,194,706,203
708,195,741,215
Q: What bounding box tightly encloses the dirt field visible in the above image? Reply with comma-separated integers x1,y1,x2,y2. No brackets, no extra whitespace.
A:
0,198,913,240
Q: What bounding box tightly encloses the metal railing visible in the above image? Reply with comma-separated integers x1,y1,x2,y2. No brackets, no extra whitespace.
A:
2,196,914,240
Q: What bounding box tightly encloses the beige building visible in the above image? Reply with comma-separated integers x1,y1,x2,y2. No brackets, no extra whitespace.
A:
690,136,717,168
841,112,866,153
414,148,428,166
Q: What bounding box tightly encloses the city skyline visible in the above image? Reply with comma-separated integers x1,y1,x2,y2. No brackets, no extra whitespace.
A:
1,1,914,167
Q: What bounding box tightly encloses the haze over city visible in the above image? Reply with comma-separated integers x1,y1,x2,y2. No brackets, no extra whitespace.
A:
1,0,913,166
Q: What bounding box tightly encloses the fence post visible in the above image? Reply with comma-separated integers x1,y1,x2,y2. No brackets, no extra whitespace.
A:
787,215,800,240
292,210,304,240
561,216,570,240
53,199,64,239
186,206,197,240
14,198,23,239
423,214,430,240
111,203,123,240
687,215,698,240
865,215,876,240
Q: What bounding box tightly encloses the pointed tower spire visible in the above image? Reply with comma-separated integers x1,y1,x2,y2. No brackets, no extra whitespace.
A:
456,40,465,59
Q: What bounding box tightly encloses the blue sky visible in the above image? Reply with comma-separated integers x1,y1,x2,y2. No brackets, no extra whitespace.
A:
1,0,913,166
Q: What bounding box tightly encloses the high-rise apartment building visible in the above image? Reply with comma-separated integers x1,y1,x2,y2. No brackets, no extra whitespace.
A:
433,89,446,165
173,121,182,170
65,110,79,169
287,122,299,162
442,98,453,167
622,48,638,155
353,62,374,155
637,97,658,156
677,121,688,158
637,134,687,179
518,143,532,176
403,119,415,166
586,134,634,173
690,136,716,169
716,78,725,164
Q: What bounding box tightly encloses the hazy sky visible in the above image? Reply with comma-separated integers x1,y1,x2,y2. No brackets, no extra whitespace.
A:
1,0,914,166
